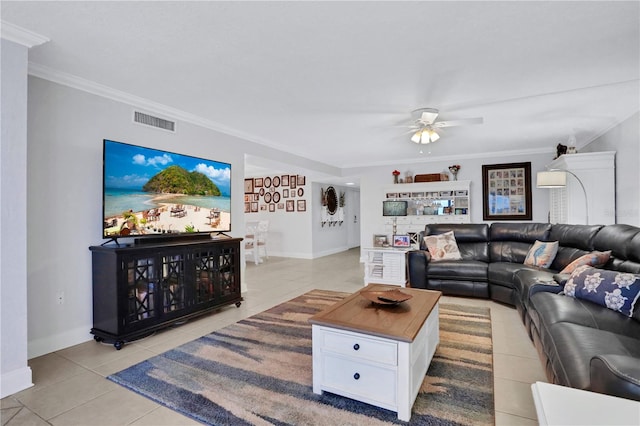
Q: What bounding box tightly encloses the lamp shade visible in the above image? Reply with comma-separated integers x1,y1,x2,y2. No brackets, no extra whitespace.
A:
537,170,567,188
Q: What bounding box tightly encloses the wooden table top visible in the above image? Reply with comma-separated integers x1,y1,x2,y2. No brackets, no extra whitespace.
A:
308,284,441,343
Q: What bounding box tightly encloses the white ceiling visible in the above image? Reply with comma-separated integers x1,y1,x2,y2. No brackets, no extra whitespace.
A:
3,1,639,181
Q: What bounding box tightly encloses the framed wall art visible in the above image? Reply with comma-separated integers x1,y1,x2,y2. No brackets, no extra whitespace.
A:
297,200,306,212
244,178,254,194
482,162,532,221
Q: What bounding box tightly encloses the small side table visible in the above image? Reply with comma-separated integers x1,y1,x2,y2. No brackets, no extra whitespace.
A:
531,381,640,425
362,247,410,287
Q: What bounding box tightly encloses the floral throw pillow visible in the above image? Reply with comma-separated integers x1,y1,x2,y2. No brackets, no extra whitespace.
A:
524,240,559,268
564,266,640,317
560,250,612,274
423,231,462,261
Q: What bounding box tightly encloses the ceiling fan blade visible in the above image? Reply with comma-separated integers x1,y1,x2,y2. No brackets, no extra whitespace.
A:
432,117,483,128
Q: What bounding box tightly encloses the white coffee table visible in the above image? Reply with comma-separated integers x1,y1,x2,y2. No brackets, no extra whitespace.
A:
309,284,441,421
531,381,640,425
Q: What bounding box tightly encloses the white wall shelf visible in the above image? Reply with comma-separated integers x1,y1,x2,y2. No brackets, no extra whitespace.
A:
382,181,472,237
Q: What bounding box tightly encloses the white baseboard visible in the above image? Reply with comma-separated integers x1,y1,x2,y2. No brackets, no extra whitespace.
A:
28,325,92,359
269,246,350,259
0,366,33,398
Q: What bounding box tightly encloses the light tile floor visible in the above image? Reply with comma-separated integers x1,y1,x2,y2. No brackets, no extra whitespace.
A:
2,248,546,425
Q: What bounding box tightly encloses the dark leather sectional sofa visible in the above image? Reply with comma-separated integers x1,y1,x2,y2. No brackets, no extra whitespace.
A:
407,222,640,401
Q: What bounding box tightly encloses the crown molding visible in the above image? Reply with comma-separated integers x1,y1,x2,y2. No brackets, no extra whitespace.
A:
27,62,301,152
1,21,49,47
26,62,557,172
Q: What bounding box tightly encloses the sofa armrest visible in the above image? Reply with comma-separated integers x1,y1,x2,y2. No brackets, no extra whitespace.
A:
590,355,640,401
514,269,563,302
407,250,430,289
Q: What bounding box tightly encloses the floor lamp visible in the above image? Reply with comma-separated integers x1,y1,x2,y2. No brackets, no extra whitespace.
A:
536,169,589,225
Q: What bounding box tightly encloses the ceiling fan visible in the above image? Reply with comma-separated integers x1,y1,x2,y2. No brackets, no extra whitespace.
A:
408,108,483,144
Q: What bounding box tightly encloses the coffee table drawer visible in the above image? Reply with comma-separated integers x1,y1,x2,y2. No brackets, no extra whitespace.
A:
322,354,397,407
320,329,397,366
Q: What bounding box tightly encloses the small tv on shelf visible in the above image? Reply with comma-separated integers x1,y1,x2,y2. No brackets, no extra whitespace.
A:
382,200,408,216
103,139,231,241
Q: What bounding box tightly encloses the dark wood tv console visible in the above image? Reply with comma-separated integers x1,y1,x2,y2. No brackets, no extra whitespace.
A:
89,238,242,349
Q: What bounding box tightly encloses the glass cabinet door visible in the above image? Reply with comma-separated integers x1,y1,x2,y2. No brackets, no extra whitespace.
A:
160,254,186,314
217,245,239,301
193,250,217,305
123,256,157,327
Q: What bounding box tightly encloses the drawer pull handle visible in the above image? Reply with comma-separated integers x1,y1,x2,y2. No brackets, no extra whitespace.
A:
353,373,360,380
353,343,360,351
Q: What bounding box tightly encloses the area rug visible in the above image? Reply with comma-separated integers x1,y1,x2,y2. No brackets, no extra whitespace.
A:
108,290,493,425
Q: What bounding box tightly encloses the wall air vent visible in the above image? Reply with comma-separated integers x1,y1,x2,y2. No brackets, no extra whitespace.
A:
133,111,176,133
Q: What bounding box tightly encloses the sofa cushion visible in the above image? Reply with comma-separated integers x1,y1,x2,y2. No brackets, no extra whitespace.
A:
489,262,547,289
559,251,611,275
423,224,490,262
489,222,552,263
524,240,559,268
424,231,462,261
427,259,488,281
529,291,640,338
564,266,640,318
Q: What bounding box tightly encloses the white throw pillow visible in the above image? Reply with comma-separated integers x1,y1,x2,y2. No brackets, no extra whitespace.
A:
524,240,559,268
423,231,462,261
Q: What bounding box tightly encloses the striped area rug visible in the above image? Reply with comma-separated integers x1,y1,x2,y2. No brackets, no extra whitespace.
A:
109,290,493,425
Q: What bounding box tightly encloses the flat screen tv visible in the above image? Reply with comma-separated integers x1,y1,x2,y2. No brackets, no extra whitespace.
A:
382,200,408,216
103,139,231,240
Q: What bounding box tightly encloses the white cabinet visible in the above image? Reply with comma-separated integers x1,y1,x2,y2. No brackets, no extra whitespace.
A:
311,303,440,421
547,152,615,225
363,248,409,286
382,180,471,236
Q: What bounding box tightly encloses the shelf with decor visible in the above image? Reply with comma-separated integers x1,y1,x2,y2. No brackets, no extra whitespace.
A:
382,181,471,237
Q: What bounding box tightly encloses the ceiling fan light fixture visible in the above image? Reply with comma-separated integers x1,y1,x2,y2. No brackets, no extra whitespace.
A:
411,128,439,144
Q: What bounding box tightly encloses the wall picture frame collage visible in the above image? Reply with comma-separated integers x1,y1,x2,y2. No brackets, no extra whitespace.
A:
245,174,307,213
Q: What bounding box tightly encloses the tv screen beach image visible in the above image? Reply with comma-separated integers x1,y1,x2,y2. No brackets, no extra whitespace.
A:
103,140,231,238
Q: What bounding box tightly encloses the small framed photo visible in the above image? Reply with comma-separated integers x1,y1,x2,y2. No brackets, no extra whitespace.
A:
297,175,306,186
250,202,258,212
269,204,275,212
283,188,289,198
277,203,284,210
244,202,251,213
244,178,254,194
281,175,289,186
290,176,297,189
286,200,295,212
392,235,411,248
386,192,398,199
297,200,306,212
254,177,263,188
373,234,389,247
